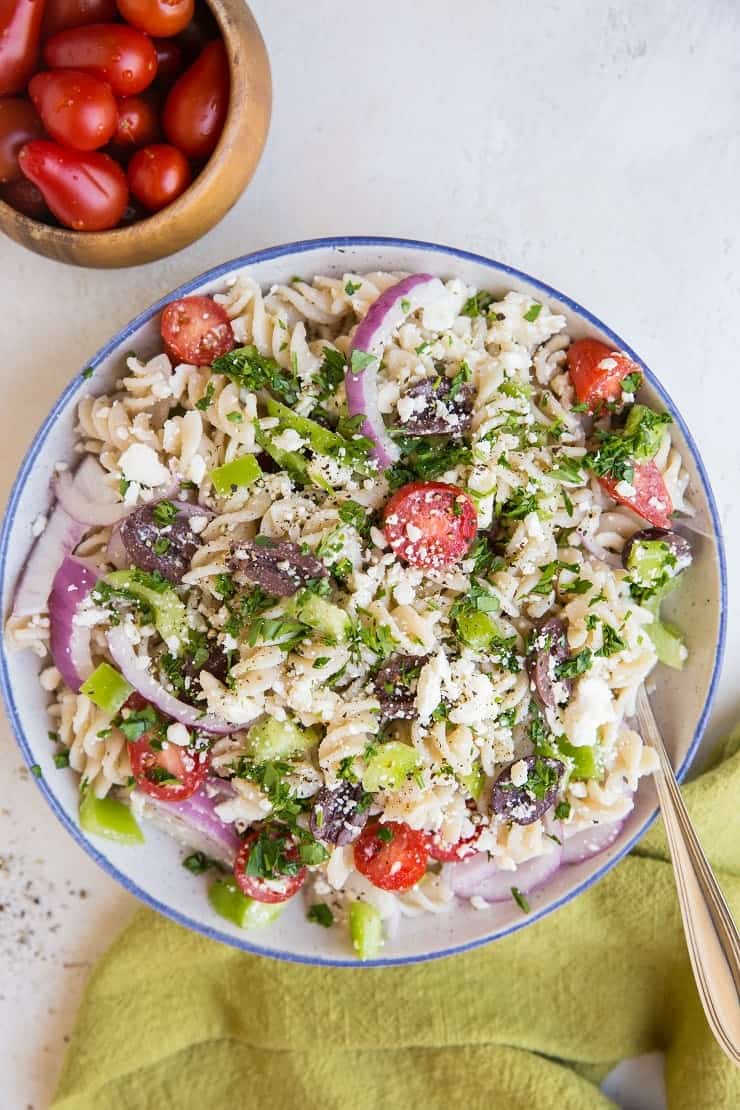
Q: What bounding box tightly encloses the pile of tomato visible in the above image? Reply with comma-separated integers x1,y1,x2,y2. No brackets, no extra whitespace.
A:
0,0,230,230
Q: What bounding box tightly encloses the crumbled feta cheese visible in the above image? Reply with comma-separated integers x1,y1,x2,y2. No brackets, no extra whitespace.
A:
615,480,636,499
562,675,616,747
31,514,47,537
189,515,208,534
166,723,191,747
119,443,170,487
509,759,529,788
272,428,305,453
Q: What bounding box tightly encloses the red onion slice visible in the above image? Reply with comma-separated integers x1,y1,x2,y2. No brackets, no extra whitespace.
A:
346,273,446,468
106,625,235,735
49,556,100,692
133,778,241,863
561,818,625,864
54,456,130,527
442,842,562,902
12,502,87,618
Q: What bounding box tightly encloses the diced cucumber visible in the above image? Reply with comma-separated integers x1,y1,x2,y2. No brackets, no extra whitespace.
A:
554,737,600,781
458,762,485,800
626,539,681,600
362,741,420,792
80,662,133,715
643,598,687,669
103,569,188,644
208,880,284,928
349,900,384,960
454,609,503,652
210,454,262,495
79,789,144,844
297,593,350,642
624,404,665,459
265,398,373,476
246,716,319,761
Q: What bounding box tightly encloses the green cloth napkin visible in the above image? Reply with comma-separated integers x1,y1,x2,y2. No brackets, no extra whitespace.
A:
53,738,740,1110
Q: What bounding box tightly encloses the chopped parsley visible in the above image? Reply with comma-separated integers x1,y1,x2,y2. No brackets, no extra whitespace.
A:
307,903,334,927
53,749,70,769
510,886,530,913
585,405,672,483
499,488,539,521
196,381,216,411
214,573,236,600
182,851,223,875
152,499,177,527
212,345,300,407
620,371,642,396
152,537,170,555
554,801,571,820
313,347,346,403
344,279,362,295
81,366,94,380
461,290,495,318
350,350,376,375
146,766,180,786
377,826,393,843
448,361,471,399
118,703,160,742
596,622,626,657
523,302,542,322
227,410,243,423
387,438,473,490
30,763,42,778
338,499,372,539
555,648,593,679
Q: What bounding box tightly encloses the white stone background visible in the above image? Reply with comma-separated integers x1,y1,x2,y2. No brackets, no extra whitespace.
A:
0,1,738,1106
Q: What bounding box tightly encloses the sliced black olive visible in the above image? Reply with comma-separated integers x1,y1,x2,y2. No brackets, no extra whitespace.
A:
309,782,369,845
229,538,328,597
397,376,473,436
371,653,428,721
118,502,203,583
491,755,564,825
526,617,572,710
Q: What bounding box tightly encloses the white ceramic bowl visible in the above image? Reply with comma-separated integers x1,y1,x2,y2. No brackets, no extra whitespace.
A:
0,238,727,965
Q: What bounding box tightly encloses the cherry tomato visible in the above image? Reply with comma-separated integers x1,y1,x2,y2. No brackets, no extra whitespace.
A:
42,0,118,37
567,339,641,412
599,460,673,529
19,139,128,229
0,97,45,183
29,69,117,151
44,23,158,96
174,0,218,62
0,0,45,95
233,831,307,904
152,37,183,85
354,820,428,892
383,481,478,569
426,826,482,863
111,93,160,151
116,0,193,38
160,295,234,365
129,730,210,802
127,141,190,211
163,39,228,159
0,174,49,218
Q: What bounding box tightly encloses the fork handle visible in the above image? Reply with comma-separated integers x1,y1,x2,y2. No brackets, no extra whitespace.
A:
652,739,740,1064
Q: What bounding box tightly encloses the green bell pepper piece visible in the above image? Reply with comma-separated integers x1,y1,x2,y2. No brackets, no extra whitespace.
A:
210,454,262,495
80,662,133,715
208,880,284,928
458,762,485,800
555,737,600,781
349,900,384,960
79,788,144,844
454,609,503,652
643,597,687,669
103,570,188,645
265,398,373,477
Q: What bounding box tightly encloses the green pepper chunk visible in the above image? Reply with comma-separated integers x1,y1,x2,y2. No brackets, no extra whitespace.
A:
458,762,485,800
265,398,374,477
349,900,384,960
254,423,317,488
80,662,133,715
103,570,188,644
79,788,144,844
454,609,503,652
555,737,600,781
642,597,687,669
210,454,262,495
208,879,284,928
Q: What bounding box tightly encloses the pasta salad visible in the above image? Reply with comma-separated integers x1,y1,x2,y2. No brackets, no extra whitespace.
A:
7,269,695,957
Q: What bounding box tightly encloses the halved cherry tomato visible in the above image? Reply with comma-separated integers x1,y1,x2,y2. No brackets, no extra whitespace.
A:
0,98,45,183
426,826,482,863
163,38,228,159
152,37,183,85
0,174,49,218
354,820,428,891
0,0,45,95
129,730,209,801
127,141,189,211
160,295,234,365
233,830,307,904
599,460,672,529
29,69,118,151
116,0,194,38
383,481,478,569
44,23,158,96
42,0,118,37
19,139,128,229
111,93,161,151
567,339,641,412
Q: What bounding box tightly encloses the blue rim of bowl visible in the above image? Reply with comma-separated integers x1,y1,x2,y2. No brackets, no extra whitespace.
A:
0,236,727,967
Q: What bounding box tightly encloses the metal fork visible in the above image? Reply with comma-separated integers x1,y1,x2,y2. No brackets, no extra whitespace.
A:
635,686,740,1064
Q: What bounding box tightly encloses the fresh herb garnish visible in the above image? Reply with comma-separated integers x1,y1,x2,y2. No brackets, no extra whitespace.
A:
387,438,472,489
461,290,495,318
313,347,346,403
152,500,177,527
555,648,593,679
585,406,672,483
344,279,362,295
596,622,626,657
511,886,530,913
554,801,571,820
377,826,393,843
523,302,542,322
212,345,300,407
307,903,334,927
182,851,223,875
196,381,216,411
53,749,70,769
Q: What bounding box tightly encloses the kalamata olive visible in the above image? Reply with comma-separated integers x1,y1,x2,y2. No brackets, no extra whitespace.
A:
119,501,205,582
491,755,564,825
621,527,692,571
309,782,369,845
397,374,473,435
372,653,428,721
229,538,327,597
526,617,572,709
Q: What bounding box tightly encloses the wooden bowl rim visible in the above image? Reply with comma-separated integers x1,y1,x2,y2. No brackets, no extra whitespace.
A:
0,0,270,250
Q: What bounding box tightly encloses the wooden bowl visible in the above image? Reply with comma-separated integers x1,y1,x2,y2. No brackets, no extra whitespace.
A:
0,1,271,268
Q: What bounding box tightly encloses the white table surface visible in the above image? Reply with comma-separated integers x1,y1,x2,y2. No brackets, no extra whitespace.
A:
1,2,738,1106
